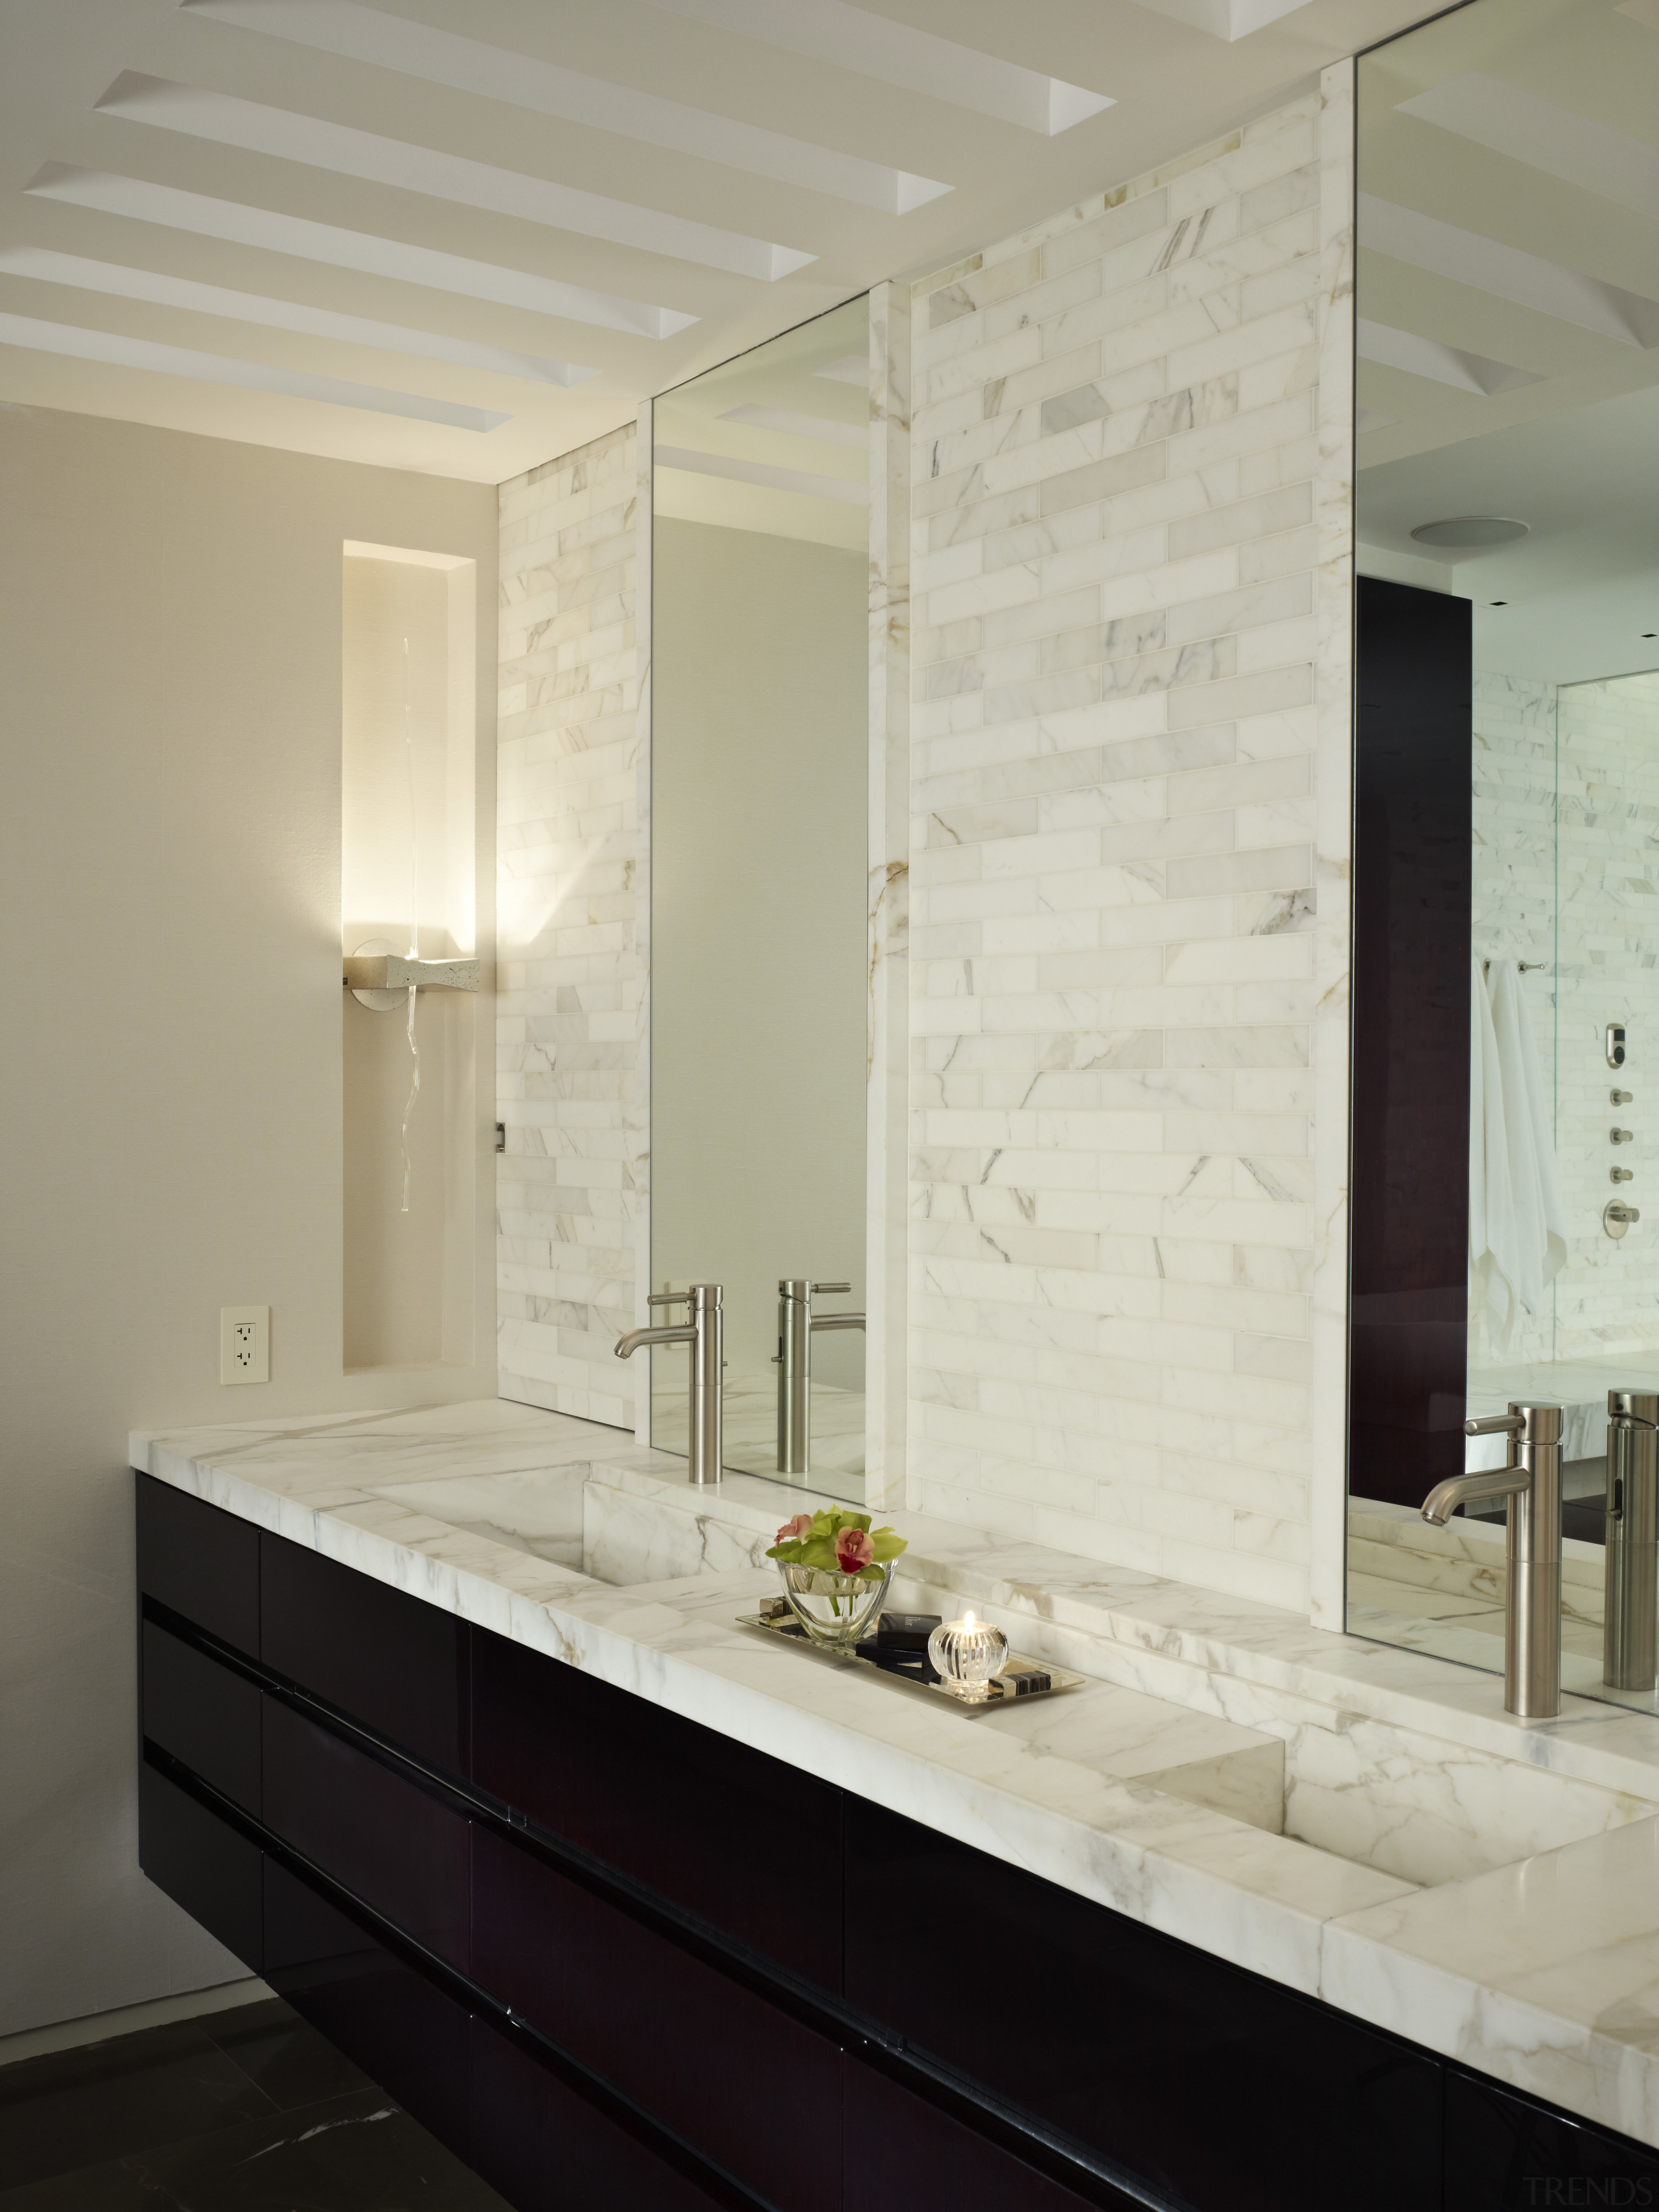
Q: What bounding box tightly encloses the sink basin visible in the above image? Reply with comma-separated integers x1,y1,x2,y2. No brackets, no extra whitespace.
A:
367,1461,1659,1894
368,1463,775,1587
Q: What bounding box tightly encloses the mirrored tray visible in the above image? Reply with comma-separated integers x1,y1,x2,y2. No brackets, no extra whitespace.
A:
736,1599,1085,1706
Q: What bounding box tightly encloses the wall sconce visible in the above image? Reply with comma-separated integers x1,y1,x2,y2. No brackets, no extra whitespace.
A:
344,946,481,1008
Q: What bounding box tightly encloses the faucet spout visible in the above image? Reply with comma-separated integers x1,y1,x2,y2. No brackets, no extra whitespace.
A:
1421,1467,1527,1526
614,1323,695,1359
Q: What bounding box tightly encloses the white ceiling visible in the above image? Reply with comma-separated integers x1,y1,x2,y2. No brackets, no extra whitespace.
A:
0,0,1435,483
1355,0,1659,682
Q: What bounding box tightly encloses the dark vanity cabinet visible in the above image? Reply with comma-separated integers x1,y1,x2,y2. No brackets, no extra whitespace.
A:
136,1476,1659,2210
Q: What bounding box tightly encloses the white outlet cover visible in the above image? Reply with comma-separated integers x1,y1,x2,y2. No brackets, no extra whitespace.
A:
220,1304,270,1386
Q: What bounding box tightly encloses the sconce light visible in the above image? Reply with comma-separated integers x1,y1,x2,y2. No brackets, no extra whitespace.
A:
345,940,481,1009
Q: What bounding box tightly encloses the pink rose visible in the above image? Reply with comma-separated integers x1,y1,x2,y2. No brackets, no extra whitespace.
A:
835,1527,874,1574
776,1514,812,1544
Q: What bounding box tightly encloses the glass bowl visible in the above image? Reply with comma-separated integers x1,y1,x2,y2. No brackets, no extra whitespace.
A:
777,1561,894,1649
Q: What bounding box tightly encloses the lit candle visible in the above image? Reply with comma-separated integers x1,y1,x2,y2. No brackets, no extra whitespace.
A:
927,1609,1010,1701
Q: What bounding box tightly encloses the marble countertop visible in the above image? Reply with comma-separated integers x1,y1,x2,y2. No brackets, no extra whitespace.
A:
134,1398,1659,2150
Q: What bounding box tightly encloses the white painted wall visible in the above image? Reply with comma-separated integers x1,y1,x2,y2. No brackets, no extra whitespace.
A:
0,404,496,2037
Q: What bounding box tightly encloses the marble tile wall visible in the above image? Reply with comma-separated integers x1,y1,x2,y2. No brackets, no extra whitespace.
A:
1474,668,1659,1367
496,423,640,1427
903,78,1354,1613
494,89,1357,1612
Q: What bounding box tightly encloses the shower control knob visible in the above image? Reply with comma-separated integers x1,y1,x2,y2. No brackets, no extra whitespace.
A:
1613,1167,1636,1184
1612,1128,1636,1144
1607,1202,1643,1239
1613,1090,1635,1106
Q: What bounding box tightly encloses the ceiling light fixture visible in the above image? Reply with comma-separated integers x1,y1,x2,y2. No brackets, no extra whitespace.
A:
1410,517,1530,548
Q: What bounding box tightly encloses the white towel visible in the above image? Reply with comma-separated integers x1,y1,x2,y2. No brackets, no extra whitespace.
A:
1481,959,1568,1342
1468,953,1516,1343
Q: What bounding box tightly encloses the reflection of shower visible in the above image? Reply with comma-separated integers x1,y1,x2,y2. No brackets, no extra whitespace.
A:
400,633,418,1214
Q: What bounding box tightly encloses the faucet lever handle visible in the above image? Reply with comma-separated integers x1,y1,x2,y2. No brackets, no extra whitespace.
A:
1464,1412,1525,1437
648,1289,691,1307
811,1281,852,1295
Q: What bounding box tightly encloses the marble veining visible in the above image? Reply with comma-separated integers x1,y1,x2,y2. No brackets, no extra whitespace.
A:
133,1399,1659,2149
497,426,642,1430
905,84,1352,1620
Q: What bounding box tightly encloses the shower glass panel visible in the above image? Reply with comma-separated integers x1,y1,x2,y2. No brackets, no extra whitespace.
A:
1348,0,1659,1712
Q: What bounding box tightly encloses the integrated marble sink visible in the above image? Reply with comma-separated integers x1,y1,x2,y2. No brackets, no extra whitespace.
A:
365,1460,1659,1896
133,1402,1659,2152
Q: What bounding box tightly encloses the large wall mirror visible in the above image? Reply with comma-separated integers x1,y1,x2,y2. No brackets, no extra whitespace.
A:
1349,0,1659,1708
649,294,871,1500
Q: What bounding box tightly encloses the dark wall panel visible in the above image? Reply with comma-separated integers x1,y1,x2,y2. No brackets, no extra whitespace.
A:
1351,576,1473,1506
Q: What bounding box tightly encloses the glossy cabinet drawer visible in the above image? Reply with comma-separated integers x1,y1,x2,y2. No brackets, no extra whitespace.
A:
469,2016,737,2212
262,1701,470,1973
1444,2067,1659,2207
845,2065,1131,2212
474,1826,840,2212
260,1533,468,1777
845,1800,1441,2212
262,1861,472,2156
141,1621,261,1815
138,1758,262,1971
135,1474,259,1655
471,1624,842,1990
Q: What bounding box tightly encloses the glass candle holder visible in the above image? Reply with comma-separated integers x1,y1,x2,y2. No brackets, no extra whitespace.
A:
927,1610,1010,1701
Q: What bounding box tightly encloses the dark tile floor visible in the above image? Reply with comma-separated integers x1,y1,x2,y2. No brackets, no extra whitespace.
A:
0,1997,511,2211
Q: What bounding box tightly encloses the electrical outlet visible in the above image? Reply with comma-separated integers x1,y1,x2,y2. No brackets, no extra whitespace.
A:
220,1305,270,1386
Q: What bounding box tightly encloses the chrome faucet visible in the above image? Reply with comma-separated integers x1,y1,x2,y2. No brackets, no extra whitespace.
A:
615,1284,724,1485
774,1279,864,1477
1421,1402,1562,1717
1605,1390,1658,1693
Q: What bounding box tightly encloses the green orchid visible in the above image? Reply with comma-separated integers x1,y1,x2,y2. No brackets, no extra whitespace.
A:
766,1507,907,1585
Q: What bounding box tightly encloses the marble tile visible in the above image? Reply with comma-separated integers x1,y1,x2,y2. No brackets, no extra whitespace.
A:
867,279,911,1515
497,421,641,1432
905,86,1349,1618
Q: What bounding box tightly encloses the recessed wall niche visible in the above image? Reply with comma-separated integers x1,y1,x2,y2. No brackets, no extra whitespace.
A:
342,542,478,1373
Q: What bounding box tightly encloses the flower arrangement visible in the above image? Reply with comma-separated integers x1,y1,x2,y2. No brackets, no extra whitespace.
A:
766,1508,907,1581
